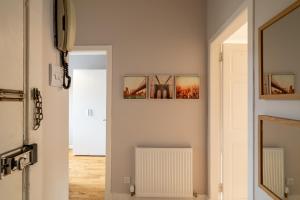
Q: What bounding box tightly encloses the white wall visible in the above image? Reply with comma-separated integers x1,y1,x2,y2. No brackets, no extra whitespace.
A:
25,0,67,199
26,0,207,199
42,0,69,199
73,0,208,194
254,0,300,199
207,0,246,39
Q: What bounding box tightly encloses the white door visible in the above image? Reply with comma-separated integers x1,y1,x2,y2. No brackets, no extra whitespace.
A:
0,0,26,199
222,44,248,200
72,70,106,156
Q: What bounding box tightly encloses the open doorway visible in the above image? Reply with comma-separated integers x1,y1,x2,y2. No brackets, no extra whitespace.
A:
68,46,112,200
209,8,251,200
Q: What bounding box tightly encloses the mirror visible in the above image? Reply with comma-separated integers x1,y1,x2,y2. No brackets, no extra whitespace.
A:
259,115,300,200
259,1,300,99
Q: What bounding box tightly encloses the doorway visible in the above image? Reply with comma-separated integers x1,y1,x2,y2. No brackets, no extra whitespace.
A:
68,46,112,200
209,8,251,200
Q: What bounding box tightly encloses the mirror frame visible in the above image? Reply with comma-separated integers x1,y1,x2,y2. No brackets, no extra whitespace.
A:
258,115,300,200
259,0,300,100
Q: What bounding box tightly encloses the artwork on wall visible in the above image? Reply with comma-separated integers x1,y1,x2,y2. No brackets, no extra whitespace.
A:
149,75,174,99
123,74,201,100
123,76,147,99
175,75,200,99
271,74,295,94
264,73,295,94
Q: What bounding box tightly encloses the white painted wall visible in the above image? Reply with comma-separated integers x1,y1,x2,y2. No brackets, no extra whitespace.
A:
74,0,208,194
207,0,246,39
26,0,300,199
26,0,206,199
42,0,69,199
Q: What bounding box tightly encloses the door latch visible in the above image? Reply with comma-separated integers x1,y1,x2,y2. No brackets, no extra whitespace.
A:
0,144,38,180
0,89,24,101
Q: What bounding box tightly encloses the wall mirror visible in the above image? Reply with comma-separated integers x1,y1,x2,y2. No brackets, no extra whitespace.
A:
259,115,300,199
259,0,300,99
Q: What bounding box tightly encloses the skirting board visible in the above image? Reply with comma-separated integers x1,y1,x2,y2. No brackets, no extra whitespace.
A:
110,193,208,200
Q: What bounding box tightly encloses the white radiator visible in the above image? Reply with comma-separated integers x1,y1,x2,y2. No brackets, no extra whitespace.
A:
135,147,193,198
263,148,285,199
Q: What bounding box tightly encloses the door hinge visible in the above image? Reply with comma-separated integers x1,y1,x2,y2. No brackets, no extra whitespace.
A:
219,52,223,62
219,183,223,193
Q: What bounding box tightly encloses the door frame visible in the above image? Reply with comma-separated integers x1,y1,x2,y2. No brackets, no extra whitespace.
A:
69,45,112,200
208,1,254,199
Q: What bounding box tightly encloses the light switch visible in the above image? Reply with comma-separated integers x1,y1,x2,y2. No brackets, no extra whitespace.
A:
49,64,63,87
123,176,130,184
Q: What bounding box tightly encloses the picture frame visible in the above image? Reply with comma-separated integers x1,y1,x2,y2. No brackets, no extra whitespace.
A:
123,75,148,99
149,75,174,99
175,75,200,99
270,74,295,95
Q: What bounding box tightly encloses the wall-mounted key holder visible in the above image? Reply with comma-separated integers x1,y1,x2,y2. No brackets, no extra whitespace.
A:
32,88,43,130
0,144,38,180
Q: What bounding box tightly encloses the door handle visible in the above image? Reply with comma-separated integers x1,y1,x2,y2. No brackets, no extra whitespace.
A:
0,144,38,180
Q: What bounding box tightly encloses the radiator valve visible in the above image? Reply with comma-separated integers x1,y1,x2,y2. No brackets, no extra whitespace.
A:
193,191,198,198
130,185,135,196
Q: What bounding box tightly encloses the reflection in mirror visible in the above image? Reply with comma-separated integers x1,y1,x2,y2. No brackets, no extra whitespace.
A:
259,116,300,200
260,1,300,99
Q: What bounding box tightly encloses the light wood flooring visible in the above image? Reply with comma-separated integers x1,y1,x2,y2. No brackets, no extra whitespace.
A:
69,150,106,200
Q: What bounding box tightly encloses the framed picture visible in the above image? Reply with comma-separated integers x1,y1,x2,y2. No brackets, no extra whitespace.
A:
271,74,295,94
175,75,200,99
149,75,174,99
123,76,147,99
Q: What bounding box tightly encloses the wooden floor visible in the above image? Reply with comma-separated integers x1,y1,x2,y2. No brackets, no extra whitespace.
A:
69,150,106,200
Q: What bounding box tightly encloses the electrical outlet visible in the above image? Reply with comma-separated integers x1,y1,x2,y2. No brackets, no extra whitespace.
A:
123,177,130,184
287,178,295,186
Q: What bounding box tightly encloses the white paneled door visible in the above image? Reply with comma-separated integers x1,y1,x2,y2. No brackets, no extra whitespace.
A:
222,44,248,200
73,70,107,156
0,0,26,199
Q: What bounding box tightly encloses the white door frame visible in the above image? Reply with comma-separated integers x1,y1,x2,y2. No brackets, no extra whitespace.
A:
69,45,113,200
208,1,254,199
